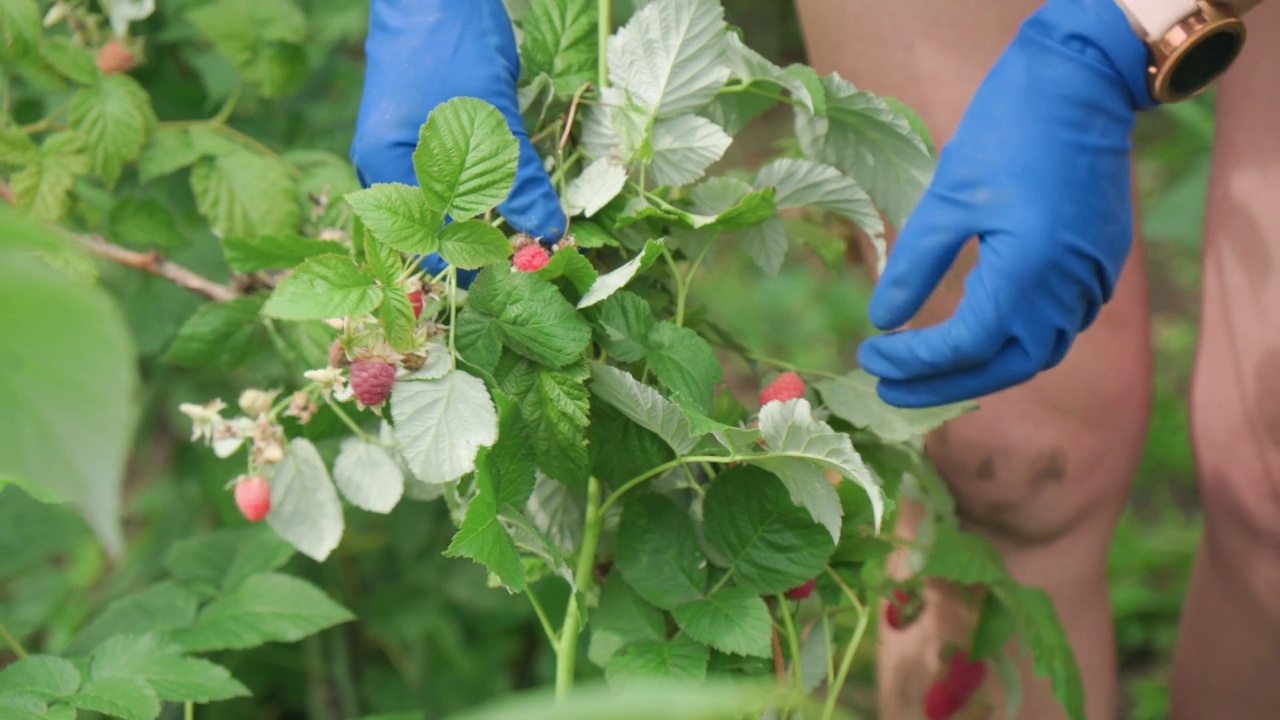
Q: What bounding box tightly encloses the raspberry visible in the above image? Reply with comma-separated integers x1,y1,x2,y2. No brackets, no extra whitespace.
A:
885,587,924,630
95,39,135,75
924,680,964,720
759,371,806,406
408,289,424,318
327,338,350,368
944,650,988,700
349,359,397,407
512,244,550,273
784,579,816,600
234,476,271,522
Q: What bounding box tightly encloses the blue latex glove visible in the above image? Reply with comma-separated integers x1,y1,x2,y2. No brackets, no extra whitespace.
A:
856,0,1155,408
351,0,566,286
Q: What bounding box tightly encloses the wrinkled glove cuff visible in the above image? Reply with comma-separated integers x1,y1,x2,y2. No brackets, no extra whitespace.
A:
1027,0,1159,110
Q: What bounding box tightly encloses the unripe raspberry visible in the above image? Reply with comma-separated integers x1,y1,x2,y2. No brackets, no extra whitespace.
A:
408,289,424,318
328,338,350,368
784,578,816,600
512,244,550,272
234,476,271,522
759,371,806,406
349,359,397,407
95,39,135,75
885,587,924,630
924,680,964,720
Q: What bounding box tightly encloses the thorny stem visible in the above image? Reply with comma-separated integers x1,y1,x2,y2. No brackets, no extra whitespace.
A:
0,624,28,658
555,477,603,703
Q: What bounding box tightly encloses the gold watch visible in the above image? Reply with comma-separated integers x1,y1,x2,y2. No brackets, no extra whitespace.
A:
1120,0,1246,102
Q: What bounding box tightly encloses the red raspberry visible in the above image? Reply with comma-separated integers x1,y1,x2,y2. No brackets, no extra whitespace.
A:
408,289,424,318
759,371,806,406
512,244,550,272
784,579,816,600
95,39,135,75
349,360,397,407
924,680,964,720
885,587,924,630
944,650,988,700
234,476,271,522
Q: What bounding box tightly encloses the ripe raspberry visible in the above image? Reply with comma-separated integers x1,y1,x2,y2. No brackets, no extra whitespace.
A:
234,476,271,522
327,338,350,368
944,650,988,700
512,244,550,273
759,371,806,406
885,587,924,630
349,359,397,407
95,39,135,75
924,680,964,720
408,289,424,318
784,578,816,600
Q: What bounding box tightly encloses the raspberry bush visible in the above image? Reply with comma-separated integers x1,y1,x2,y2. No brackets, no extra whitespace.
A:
1,0,1086,718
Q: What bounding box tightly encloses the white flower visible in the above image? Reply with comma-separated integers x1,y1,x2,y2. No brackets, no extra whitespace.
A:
212,417,254,458
179,399,227,443
238,388,280,418
304,367,347,394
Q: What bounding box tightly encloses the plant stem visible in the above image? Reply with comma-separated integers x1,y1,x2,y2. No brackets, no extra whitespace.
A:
599,455,735,517
211,86,242,125
777,596,804,690
597,0,612,90
0,624,28,658
822,603,870,720
325,398,377,443
77,234,238,302
184,702,194,720
526,588,559,646
448,267,458,368
555,476,603,703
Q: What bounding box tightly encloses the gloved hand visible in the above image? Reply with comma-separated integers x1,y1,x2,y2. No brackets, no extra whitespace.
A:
350,0,566,285
856,0,1155,408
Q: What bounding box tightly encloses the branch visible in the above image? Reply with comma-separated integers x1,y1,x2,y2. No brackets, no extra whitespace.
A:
78,234,239,302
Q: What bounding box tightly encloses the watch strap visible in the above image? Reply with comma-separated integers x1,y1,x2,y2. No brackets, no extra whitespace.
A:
1120,0,1203,37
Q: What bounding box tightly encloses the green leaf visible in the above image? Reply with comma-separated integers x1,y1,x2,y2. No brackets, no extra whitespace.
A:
736,216,787,276
589,291,653,363
187,0,308,97
701,466,833,596
163,296,268,370
615,494,706,610
439,219,513,270
455,308,504,376
190,151,300,238
577,239,664,309
391,370,500,485
607,0,730,117
68,74,155,187
521,0,597,94
221,235,348,273
333,437,405,514
163,528,294,597
588,402,673,489
995,584,1085,720
467,269,592,368
648,114,732,187
89,634,249,703
784,64,827,116
723,33,815,113
379,280,418,353
567,220,620,248
588,574,667,667
688,177,776,231
644,322,721,413
816,370,975,444
0,220,135,558
0,695,47,720
262,254,382,320
450,678,782,720
755,157,883,269
795,74,934,228
587,363,698,455
345,184,443,255
566,158,628,217
64,582,199,656
671,586,771,658
0,0,40,60
497,358,592,491
137,129,202,184
536,247,599,293
0,129,37,168
413,97,519,219
883,96,934,154
971,591,1018,662
11,133,90,222
0,656,80,701
106,195,184,250
71,677,159,720
40,38,99,85
266,438,345,562
173,572,354,653
922,525,1009,586
606,636,710,685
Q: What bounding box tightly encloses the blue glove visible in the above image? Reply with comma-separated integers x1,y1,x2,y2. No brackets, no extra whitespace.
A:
351,0,566,285
855,0,1155,408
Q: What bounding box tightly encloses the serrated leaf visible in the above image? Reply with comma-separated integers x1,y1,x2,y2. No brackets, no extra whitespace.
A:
498,358,591,491
588,574,667,667
0,695,46,719
525,472,583,555
448,678,781,720
816,370,975,444
163,296,268,370
333,437,404,514
606,636,709,686
648,115,731,187
439,219,512,269
345,184,442,255
755,157,884,269
0,129,37,168
1000,585,1085,720
173,572,353,652
68,74,155,187
577,239,663,308
972,592,1018,662
379,280,417,353
588,402,673,489
521,0,597,94
163,528,294,597
607,0,730,118
701,466,833,595
413,97,519,219
391,370,499,485
262,254,382,320
137,129,202,183
671,586,771,658
795,74,934,228
0,0,40,61
0,656,80,701
71,677,158,720
90,634,248,703
266,438,344,562
723,33,814,113
455,308,503,376
468,269,592,367
615,494,706,610
11,134,90,221
922,525,1009,586
63,582,199,656
736,216,787,276
190,151,300,238
536,247,598,293
188,0,307,97
688,177,776,231
221,235,348,273
644,322,721,413
567,220,619,248
589,291,654,363
566,158,628,217
40,38,99,85
587,363,698,455
499,506,575,588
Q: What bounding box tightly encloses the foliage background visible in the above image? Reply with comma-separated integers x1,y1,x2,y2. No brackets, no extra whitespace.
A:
0,1,1208,719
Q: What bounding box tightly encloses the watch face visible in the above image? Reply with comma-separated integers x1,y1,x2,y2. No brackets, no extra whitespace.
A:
1168,27,1245,98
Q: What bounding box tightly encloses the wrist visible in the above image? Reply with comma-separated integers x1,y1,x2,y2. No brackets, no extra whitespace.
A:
1027,0,1159,109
